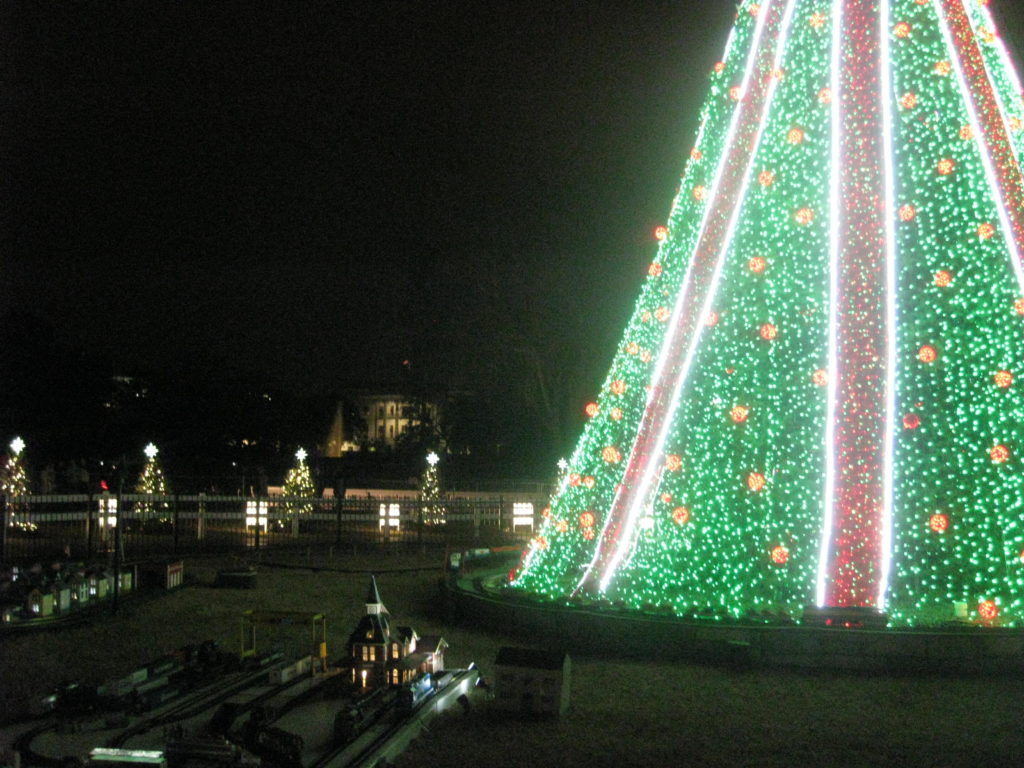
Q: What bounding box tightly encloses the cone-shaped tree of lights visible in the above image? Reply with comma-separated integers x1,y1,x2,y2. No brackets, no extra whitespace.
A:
135,443,171,522
284,448,316,516
2,437,34,531
420,451,446,525
511,0,1024,627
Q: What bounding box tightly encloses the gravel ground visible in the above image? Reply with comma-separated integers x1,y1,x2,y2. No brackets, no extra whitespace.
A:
2,549,1023,768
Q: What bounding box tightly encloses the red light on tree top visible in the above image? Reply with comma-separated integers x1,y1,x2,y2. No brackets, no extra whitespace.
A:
929,513,949,533
771,546,789,565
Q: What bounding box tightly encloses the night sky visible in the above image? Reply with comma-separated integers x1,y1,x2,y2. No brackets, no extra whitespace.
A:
2,1,1024,464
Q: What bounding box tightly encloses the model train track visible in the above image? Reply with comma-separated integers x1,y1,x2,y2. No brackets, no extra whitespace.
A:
108,664,303,747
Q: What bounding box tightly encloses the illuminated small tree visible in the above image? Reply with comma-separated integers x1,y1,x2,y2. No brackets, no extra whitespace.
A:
134,443,171,522
283,448,316,516
420,451,445,525
2,437,34,530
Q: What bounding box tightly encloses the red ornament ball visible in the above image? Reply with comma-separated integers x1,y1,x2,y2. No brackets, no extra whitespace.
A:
978,222,996,240
787,127,805,145
706,311,720,327
760,323,778,340
918,345,937,363
655,306,670,323
672,506,690,526
978,600,999,620
771,545,789,565
610,407,624,421
794,208,814,225
1016,298,1024,316
654,226,669,241
582,528,595,541
602,446,622,464
665,454,683,472
937,158,956,176
903,413,921,430
749,256,767,273
555,519,569,533
995,370,1013,389
569,473,581,487
929,513,949,533
934,270,953,287
813,368,828,387
582,475,596,489
660,492,673,504
610,380,627,396
991,444,1010,464
579,511,596,529
960,125,974,141
747,472,766,492
900,92,917,110
898,204,917,221
818,87,832,105
648,262,663,277
585,402,600,418
894,21,911,38
731,405,750,424
758,171,775,188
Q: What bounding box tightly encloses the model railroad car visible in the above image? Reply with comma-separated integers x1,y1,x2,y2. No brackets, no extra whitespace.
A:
395,673,433,714
333,687,396,743
246,725,304,768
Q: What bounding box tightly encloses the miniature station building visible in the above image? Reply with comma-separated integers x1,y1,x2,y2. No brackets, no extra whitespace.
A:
347,576,446,690
493,647,571,718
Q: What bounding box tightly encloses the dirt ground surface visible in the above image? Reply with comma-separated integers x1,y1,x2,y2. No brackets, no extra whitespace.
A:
2,548,1023,768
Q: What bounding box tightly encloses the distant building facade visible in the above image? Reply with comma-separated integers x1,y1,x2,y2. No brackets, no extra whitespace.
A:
324,392,442,455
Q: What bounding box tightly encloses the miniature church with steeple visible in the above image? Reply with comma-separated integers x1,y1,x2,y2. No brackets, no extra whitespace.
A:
346,575,447,690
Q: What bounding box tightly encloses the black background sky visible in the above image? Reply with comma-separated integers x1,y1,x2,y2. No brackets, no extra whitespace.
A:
2,1,1023,468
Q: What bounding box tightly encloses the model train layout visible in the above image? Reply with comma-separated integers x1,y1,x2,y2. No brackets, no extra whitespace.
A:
3,577,481,768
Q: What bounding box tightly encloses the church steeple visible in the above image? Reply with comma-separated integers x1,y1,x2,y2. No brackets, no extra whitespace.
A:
365,575,387,616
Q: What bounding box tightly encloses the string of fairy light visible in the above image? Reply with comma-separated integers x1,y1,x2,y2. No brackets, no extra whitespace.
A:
513,0,1024,627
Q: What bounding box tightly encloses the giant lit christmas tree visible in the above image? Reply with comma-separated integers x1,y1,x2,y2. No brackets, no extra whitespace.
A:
511,0,1024,626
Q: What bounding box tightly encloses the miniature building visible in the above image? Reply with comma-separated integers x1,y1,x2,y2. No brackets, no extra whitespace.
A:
53,582,72,612
346,576,443,690
69,574,90,605
27,587,55,617
493,647,571,718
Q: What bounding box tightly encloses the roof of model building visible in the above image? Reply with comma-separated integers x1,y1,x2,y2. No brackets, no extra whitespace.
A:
495,646,568,670
366,575,387,610
348,612,391,645
416,635,446,655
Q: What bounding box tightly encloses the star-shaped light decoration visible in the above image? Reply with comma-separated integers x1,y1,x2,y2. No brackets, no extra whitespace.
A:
10,436,25,456
296,447,308,462
426,451,440,467
557,458,569,473
144,443,159,459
